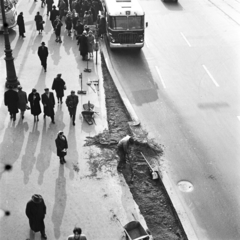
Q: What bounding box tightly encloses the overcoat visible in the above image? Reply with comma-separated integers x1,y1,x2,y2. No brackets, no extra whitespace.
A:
87,34,94,53
18,90,28,111
4,89,19,114
99,17,106,35
52,77,65,98
46,0,54,8
17,14,25,35
50,9,59,22
65,16,73,30
35,14,44,31
54,20,63,36
41,92,55,117
38,46,48,62
25,199,46,232
66,94,79,115
28,92,42,116
79,34,88,56
55,135,68,157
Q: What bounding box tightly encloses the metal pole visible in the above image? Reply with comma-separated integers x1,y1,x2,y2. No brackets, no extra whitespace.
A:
0,0,19,88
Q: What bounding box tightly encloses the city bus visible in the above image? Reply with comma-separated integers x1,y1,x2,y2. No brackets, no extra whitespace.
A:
101,0,146,49
0,0,18,31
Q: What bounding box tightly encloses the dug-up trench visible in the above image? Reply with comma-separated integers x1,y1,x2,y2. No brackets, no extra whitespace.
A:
84,54,188,240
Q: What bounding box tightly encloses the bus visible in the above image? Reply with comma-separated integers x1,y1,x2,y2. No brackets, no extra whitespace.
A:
0,0,18,31
101,0,146,49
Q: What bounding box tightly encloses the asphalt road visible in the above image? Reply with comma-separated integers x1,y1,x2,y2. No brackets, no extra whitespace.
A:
105,0,240,239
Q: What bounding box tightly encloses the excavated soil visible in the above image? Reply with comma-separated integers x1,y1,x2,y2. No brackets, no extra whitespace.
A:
84,54,188,240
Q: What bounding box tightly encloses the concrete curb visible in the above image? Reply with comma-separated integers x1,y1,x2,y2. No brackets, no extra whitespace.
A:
100,40,198,240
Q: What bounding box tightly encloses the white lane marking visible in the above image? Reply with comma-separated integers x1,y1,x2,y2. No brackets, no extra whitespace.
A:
105,58,108,67
155,66,166,89
202,65,220,87
180,32,191,47
145,39,149,48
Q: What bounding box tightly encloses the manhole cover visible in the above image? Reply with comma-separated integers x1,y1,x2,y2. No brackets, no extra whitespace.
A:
177,181,194,192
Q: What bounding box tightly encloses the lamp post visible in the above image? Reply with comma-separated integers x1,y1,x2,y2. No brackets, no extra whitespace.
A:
0,0,19,88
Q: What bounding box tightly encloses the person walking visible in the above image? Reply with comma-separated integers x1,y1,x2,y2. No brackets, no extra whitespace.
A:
17,85,28,120
4,86,19,121
28,88,42,122
25,194,47,239
41,0,46,7
76,19,84,40
50,5,59,28
55,131,68,164
54,16,63,43
58,0,67,20
67,227,87,240
51,73,66,104
34,12,44,34
17,12,26,38
46,0,54,16
87,30,94,58
42,88,55,123
38,42,49,72
66,90,78,126
65,12,73,36
78,31,88,60
117,135,135,171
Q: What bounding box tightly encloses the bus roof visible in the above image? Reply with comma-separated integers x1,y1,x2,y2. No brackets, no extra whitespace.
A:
103,0,144,16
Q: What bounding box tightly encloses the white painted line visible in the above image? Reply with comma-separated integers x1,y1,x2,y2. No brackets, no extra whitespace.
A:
202,65,220,87
155,66,166,89
180,32,191,47
145,39,149,48
105,58,109,67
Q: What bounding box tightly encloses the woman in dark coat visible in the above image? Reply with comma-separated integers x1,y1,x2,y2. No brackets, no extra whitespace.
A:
52,73,66,104
34,12,44,34
55,131,68,164
25,194,47,239
28,88,42,122
98,16,106,38
78,31,88,60
17,12,26,38
65,12,73,36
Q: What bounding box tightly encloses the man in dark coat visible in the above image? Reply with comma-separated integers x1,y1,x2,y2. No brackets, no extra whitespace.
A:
42,88,55,123
25,194,47,239
28,88,42,122
46,0,54,16
52,73,66,104
17,12,26,38
34,12,44,34
50,5,59,28
66,90,79,126
4,86,19,121
55,131,68,164
38,42,49,72
78,31,88,60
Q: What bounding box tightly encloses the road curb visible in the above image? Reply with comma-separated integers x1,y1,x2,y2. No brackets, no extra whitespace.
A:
100,40,198,240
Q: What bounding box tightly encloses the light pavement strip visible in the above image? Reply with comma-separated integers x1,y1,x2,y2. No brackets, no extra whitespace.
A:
155,66,166,89
180,32,192,47
202,64,220,87
100,39,198,240
238,116,240,121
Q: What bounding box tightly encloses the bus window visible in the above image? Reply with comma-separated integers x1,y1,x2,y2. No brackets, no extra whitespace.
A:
110,16,127,30
128,16,143,30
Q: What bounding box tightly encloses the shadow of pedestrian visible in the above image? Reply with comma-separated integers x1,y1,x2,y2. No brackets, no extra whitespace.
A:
51,166,67,239
44,17,53,34
21,123,40,184
65,123,79,180
12,36,24,59
62,33,73,55
34,69,47,92
0,120,28,179
51,43,62,65
55,104,66,129
36,120,54,185
31,35,44,55
29,1,37,15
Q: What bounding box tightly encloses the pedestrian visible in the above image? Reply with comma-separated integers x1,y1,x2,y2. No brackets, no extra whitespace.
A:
54,16,63,43
58,0,67,20
46,0,54,16
28,88,42,122
117,135,135,171
37,42,49,72
55,131,68,164
41,88,55,123
17,85,28,120
87,30,94,58
17,12,26,38
50,5,59,28
41,0,46,7
76,19,84,40
67,227,87,240
78,31,88,60
72,10,79,36
66,90,79,126
51,73,66,104
4,86,19,121
34,12,44,34
25,194,47,239
65,12,73,36
98,16,106,38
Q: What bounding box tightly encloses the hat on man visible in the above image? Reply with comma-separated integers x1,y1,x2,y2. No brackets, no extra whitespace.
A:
71,90,75,93
41,42,45,45
57,73,62,77
32,194,43,203
44,88,49,91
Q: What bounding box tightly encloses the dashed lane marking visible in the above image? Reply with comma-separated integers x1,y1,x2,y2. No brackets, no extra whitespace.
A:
202,64,220,87
155,66,166,89
180,32,192,47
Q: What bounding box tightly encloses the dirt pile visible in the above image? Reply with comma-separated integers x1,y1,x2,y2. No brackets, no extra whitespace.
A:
84,54,187,240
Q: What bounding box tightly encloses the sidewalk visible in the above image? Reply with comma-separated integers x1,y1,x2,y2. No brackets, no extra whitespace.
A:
0,20,148,239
